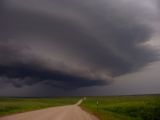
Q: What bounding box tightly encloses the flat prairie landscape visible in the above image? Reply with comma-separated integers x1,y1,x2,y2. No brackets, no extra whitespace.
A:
1,0,160,120
81,95,160,120
0,97,79,117
0,95,160,120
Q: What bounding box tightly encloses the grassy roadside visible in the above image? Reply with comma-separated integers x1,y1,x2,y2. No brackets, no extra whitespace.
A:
80,95,160,120
0,97,79,117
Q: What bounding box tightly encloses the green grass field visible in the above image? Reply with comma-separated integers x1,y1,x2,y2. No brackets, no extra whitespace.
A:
0,97,79,117
81,95,160,120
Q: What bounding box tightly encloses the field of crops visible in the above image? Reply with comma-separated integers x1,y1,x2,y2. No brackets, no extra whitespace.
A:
81,95,160,120
0,97,79,117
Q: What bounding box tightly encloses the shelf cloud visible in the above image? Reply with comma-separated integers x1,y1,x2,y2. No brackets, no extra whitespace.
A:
0,0,159,91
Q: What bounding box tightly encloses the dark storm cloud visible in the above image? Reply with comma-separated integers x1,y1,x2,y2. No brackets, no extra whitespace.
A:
0,63,106,89
0,42,107,89
0,0,159,90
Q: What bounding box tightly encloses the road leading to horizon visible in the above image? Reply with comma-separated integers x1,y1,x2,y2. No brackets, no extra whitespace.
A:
0,99,99,120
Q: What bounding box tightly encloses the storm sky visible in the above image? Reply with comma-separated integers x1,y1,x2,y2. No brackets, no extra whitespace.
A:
0,0,160,96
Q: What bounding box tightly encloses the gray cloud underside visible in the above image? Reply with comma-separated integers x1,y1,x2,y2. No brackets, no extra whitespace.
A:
0,0,159,89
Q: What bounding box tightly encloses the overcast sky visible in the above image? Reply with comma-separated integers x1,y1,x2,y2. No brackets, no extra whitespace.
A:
0,0,160,96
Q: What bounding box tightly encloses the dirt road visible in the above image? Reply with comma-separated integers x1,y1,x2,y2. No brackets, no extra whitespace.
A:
0,99,99,120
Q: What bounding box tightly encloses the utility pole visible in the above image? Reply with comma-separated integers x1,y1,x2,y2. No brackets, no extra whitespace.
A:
96,100,99,112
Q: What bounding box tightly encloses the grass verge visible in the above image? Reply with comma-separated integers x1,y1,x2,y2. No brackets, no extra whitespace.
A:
0,97,79,117
81,95,160,120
